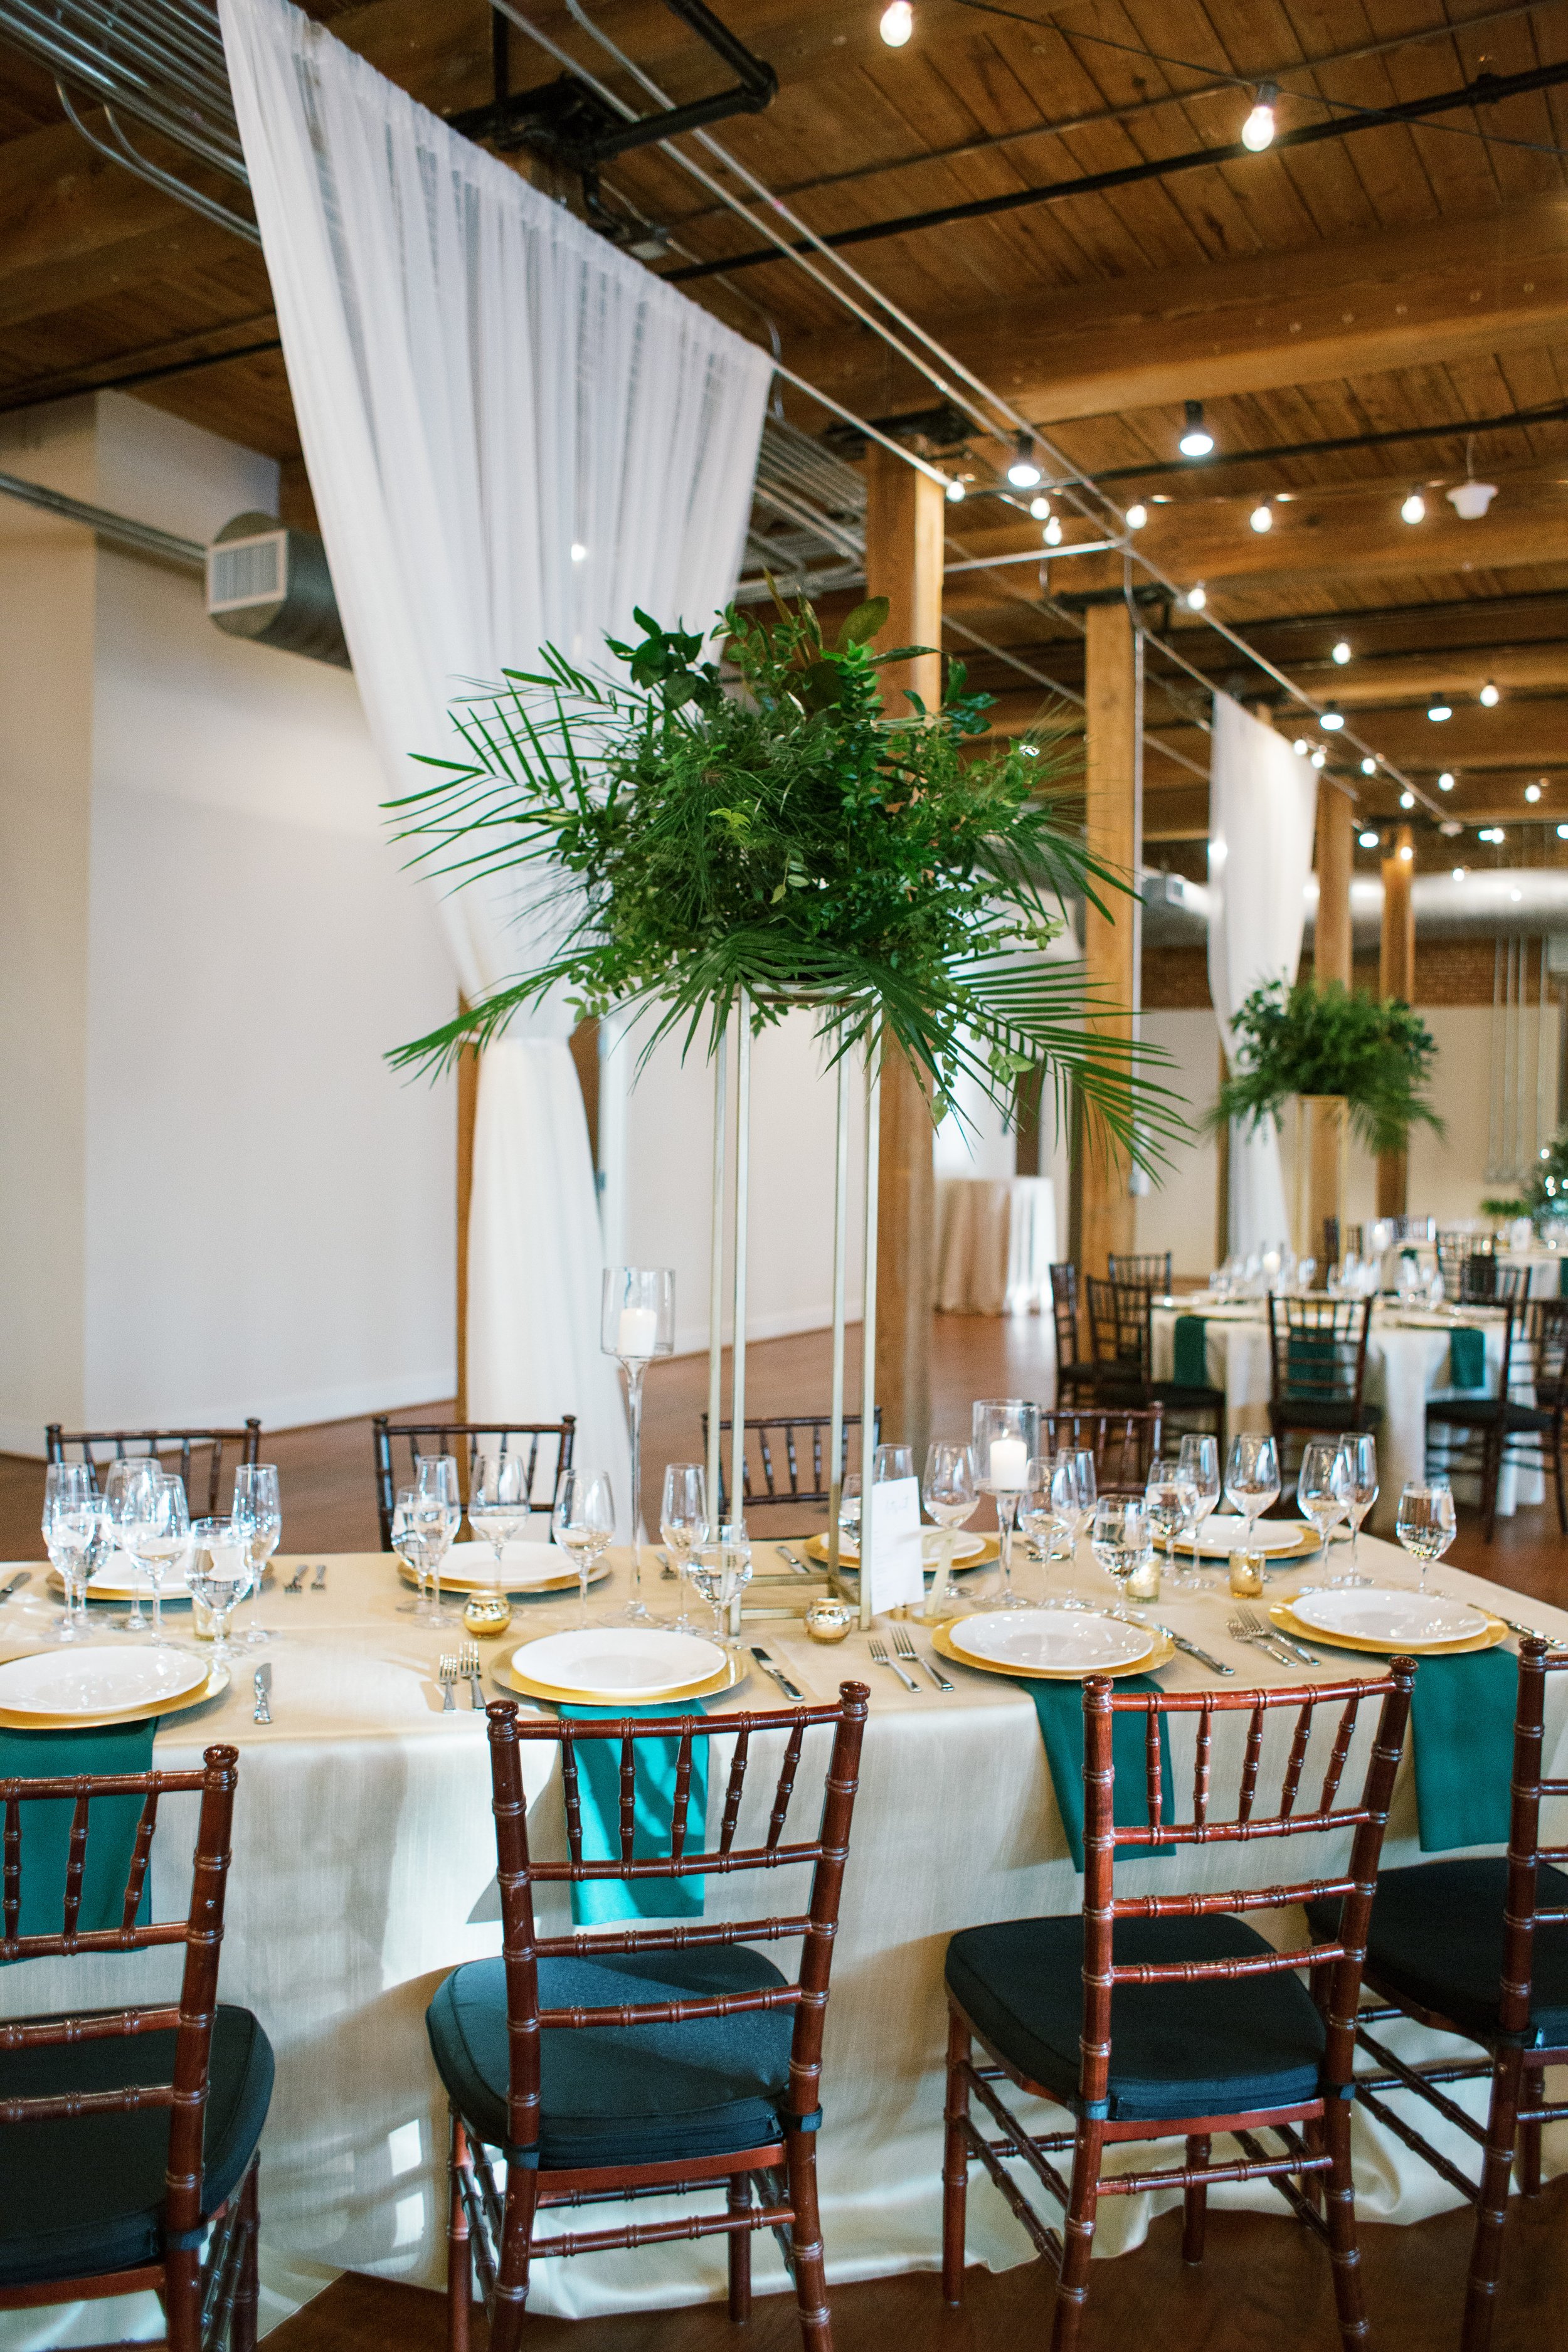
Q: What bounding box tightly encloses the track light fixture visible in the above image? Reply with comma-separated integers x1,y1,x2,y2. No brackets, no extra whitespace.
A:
1179,401,1214,458
1293,738,1310,756
1526,783,1544,803
1320,703,1345,731
1241,81,1279,152
1006,433,1042,488
1310,747,1327,769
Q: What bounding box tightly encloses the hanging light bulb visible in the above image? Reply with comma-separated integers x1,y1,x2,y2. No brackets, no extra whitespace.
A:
1332,639,1352,665
1310,747,1327,769
1006,432,1042,488
1558,824,1568,840
945,477,965,502
1479,679,1500,706
1401,488,1426,524
1293,738,1310,757
1124,501,1148,530
1241,80,1279,152
1438,771,1456,790
1185,581,1207,610
1042,515,1063,546
1029,494,1050,519
1249,500,1273,534
1428,699,1453,722
1526,783,1543,803
570,542,588,562
1400,791,1414,809
1179,401,1214,458
1359,830,1380,849
879,1,913,46
1360,756,1378,775
1320,702,1345,731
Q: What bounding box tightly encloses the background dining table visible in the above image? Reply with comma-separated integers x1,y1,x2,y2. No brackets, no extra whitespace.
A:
1,1535,1564,2347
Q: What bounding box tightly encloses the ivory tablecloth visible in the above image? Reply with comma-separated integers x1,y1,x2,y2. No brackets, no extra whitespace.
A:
935,1175,1056,1317
2,1539,1565,2343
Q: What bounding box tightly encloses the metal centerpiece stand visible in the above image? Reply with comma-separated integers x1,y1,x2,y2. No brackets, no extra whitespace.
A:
706,992,883,1633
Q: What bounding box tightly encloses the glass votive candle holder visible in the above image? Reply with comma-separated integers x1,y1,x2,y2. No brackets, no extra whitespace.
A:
1228,1550,1266,1599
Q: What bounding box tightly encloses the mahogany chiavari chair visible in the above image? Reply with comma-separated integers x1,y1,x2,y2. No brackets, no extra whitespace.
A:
1083,1279,1226,1451
941,1663,1415,2352
1424,1297,1526,1543
1306,1637,1568,2352
371,1416,575,1550
1037,1406,1165,1497
1265,1295,1379,1483
45,1424,262,1518
0,1743,273,2349
426,1687,869,2352
1498,1296,1568,1535
1048,1265,1098,1407
699,1411,879,1520
1106,1249,1172,1291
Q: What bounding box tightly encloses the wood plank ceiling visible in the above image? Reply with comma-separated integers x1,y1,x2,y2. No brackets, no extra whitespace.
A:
1,0,1565,862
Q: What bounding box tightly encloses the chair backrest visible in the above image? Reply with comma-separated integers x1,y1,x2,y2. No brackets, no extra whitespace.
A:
45,1424,262,1518
1084,1277,1151,1381
1080,1666,1414,2107
1522,1298,1568,1410
1039,1406,1165,1495
1322,1214,1340,1268
1392,1215,1436,1242
1438,1228,1491,1295
1106,1251,1172,1291
0,1744,241,2247
1265,1295,1372,1417
371,1417,576,1550
1049,1262,1081,1372
482,1688,869,2158
1498,1637,1568,2040
701,1411,880,1518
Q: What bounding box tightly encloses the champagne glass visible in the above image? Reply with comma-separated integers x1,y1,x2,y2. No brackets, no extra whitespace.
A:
920,1441,977,1622
1333,1434,1379,1586
660,1463,709,1633
973,1399,1040,1610
1225,1433,1280,1568
1396,1478,1456,1591
688,1521,753,1648
1297,1440,1351,1561
414,1455,461,1618
188,1517,255,1668
1173,1434,1221,1591
1091,1498,1152,1616
1143,1456,1185,1579
103,1456,157,1631
41,1463,95,1643
470,1451,531,1581
553,1470,615,1624
602,1266,675,1623
124,1470,190,1646
231,1463,281,1645
391,1489,436,1617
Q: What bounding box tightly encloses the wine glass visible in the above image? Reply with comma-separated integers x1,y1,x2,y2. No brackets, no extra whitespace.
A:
123,1470,190,1646
391,1488,436,1618
1143,1456,1185,1581
973,1399,1040,1610
470,1451,531,1582
1173,1434,1221,1591
552,1470,615,1624
1333,1434,1379,1586
1396,1478,1456,1591
1091,1499,1152,1616
1297,1440,1351,1563
188,1518,256,1668
231,1463,281,1645
1225,1433,1280,1569
688,1522,753,1648
660,1463,709,1633
919,1441,977,1621
413,1455,461,1616
103,1456,157,1631
1020,1456,1056,1565
41,1463,95,1643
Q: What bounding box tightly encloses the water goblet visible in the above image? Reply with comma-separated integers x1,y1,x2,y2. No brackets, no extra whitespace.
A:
1224,1433,1280,1569
1091,1499,1152,1616
1395,1478,1457,1591
1297,1439,1351,1563
1173,1433,1221,1591
660,1463,709,1633
391,1490,437,1618
103,1456,157,1631
414,1455,462,1616
552,1470,615,1624
470,1451,532,1583
231,1463,281,1645
1020,1456,1056,1569
41,1463,95,1643
1143,1456,1185,1583
1333,1433,1379,1586
124,1470,190,1646
919,1441,977,1623
188,1518,256,1668
972,1399,1039,1609
688,1522,753,1648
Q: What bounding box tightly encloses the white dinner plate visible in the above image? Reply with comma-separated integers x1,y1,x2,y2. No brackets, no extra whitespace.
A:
83,1549,192,1598
816,1529,987,1567
443,1539,588,1591
948,1611,1154,1673
1290,1586,1490,1646
0,1644,209,1720
1176,1516,1311,1555
508,1626,726,1700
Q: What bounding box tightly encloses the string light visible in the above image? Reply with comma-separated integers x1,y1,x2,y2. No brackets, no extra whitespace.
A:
1006,432,1042,488
1441,822,1463,839
1359,830,1380,848
1526,782,1544,803
1332,640,1352,664
1558,824,1568,840
1453,867,1466,881
570,543,588,562
1249,500,1273,533
1400,843,1414,861
1480,827,1506,842
1179,401,1214,458
1241,81,1279,152
1400,791,1414,808
1293,738,1310,756
1310,747,1327,768
1185,581,1207,609
1427,699,1453,722
879,1,913,47
1125,502,1148,530
1029,494,1050,519
1321,702,1345,731
1360,756,1377,775
1401,489,1427,524
1043,516,1063,546
945,478,965,502
1480,680,1500,706
1438,772,1456,790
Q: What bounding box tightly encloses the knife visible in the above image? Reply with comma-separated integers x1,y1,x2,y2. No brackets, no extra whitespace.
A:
0,1571,31,1604
750,1645,805,1701
1269,1626,1322,1667
1130,1616,1235,1677
252,1663,272,1724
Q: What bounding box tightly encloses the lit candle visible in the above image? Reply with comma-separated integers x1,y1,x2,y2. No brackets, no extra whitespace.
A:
988,1436,1027,1490
617,1304,659,1359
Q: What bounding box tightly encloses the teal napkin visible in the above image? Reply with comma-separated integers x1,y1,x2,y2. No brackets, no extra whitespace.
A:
1448,1326,1487,1390
0,1719,156,1947
1019,1677,1174,1874
1409,1648,1518,1853
558,1701,709,1926
1173,1315,1209,1388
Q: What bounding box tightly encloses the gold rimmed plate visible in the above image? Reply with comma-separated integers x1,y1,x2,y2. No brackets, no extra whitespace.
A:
0,1646,231,1731
398,1555,612,1599
930,1615,1175,1683
1175,1518,1318,1562
495,1648,748,1708
1269,1596,1508,1658
802,1530,1000,1570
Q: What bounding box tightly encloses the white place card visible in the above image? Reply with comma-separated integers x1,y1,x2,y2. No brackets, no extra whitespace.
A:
864,1475,924,1614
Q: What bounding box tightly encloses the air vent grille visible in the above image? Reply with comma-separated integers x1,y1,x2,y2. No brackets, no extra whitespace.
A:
207,531,286,613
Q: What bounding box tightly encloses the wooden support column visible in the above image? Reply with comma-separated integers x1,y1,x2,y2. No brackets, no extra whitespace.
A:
866,445,942,1462
1315,784,1354,990
1081,601,1139,1277
1377,824,1417,1218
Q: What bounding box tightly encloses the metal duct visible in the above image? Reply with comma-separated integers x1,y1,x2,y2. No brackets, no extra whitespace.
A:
206,512,351,669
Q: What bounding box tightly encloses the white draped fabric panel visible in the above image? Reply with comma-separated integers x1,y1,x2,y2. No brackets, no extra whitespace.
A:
218,0,771,1483
1205,694,1320,1258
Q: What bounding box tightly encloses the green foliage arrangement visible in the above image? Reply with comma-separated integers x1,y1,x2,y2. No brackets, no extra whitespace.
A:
1210,976,1443,1157
386,592,1182,1164
1490,1126,1568,1232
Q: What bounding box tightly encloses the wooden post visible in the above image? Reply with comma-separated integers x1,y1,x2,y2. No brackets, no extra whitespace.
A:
1315,785,1354,990
1377,824,1416,1217
865,445,941,1460
1081,601,1138,1276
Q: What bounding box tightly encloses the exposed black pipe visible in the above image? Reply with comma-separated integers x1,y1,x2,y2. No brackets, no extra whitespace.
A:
665,58,1568,282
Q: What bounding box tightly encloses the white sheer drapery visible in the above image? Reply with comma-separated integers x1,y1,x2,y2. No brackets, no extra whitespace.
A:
218,0,771,1478
1205,694,1319,1257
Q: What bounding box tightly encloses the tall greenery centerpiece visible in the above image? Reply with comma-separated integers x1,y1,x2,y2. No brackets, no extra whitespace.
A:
1485,1125,1568,1236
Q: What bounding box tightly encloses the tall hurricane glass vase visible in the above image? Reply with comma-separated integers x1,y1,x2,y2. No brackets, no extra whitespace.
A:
602,1266,675,1624
973,1399,1041,1609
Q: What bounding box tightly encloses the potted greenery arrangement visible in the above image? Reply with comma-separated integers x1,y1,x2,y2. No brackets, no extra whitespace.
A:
1485,1126,1568,1239
1210,977,1441,1256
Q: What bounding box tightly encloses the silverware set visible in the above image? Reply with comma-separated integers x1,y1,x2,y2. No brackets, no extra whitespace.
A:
866,1628,953,1693
438,1646,485,1710
1128,1615,1235,1676
0,1570,30,1605
1228,1608,1317,1668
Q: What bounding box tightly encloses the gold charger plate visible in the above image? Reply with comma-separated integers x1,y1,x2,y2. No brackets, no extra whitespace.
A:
1269,1597,1509,1658
398,1559,612,1598
56,1567,193,1605
494,1646,749,1708
930,1619,1176,1683
0,1656,231,1732
1175,1524,1318,1562
802,1531,1001,1569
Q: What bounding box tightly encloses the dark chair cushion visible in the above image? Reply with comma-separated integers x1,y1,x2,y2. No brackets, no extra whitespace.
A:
0,2005,273,2289
1152,1382,1226,1411
945,1914,1325,2123
1306,1860,1568,2047
1274,1402,1383,1432
426,1944,796,2171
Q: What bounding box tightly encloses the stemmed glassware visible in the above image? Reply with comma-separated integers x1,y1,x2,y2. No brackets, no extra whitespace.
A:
123,1470,190,1646
1333,1434,1379,1586
1396,1477,1457,1590
187,1518,256,1668
413,1456,462,1616
1091,1498,1152,1615
919,1441,976,1622
231,1463,281,1645
973,1399,1040,1610
470,1451,531,1584
688,1522,753,1648
391,1488,438,1618
41,1463,96,1643
1297,1440,1352,1565
602,1267,675,1624
1020,1457,1056,1566
837,1474,861,1557
1044,1449,1096,1605
1224,1433,1281,1569
1142,1456,1186,1584
660,1463,709,1633
103,1458,156,1632
1172,1434,1221,1590
552,1470,615,1624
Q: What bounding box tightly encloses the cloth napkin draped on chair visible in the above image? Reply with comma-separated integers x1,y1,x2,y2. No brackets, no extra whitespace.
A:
0,1719,157,1943
558,1702,709,1926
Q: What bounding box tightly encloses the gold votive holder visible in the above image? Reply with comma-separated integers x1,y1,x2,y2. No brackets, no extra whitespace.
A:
804,1597,853,1644
1228,1550,1266,1599
463,1591,513,1639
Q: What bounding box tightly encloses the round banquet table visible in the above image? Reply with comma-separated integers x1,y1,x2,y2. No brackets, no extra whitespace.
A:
934,1175,1056,1317
1,1540,1564,2346
1150,1300,1545,1533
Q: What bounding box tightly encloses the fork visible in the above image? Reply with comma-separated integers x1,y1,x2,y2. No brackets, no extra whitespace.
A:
867,1636,921,1693
892,1622,953,1692
1234,1604,1318,1666
312,1561,328,1591
283,1562,310,1593
459,1641,484,1708
437,1655,458,1712
1227,1613,1299,1668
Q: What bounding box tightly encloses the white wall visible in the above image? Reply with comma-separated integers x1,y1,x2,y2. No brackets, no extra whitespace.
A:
0,394,456,1452
1135,1009,1222,1276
